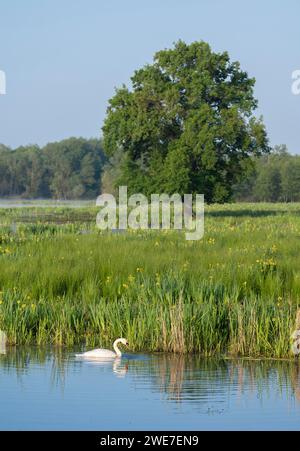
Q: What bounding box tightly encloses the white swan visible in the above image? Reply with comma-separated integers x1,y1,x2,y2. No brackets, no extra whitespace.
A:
76,338,129,359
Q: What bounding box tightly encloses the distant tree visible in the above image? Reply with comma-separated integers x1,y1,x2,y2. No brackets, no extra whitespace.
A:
273,144,289,157
253,160,281,201
43,138,106,199
0,144,11,153
101,147,125,195
103,40,269,202
0,138,106,199
281,157,300,202
21,146,45,197
232,159,257,201
233,144,300,202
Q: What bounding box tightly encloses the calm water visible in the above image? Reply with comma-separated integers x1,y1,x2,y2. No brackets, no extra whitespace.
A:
0,199,94,208
0,347,300,430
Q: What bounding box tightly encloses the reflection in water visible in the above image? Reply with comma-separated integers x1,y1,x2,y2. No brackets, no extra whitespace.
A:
127,354,300,409
113,359,128,377
80,357,129,378
1,348,300,430
291,361,300,402
1,348,300,400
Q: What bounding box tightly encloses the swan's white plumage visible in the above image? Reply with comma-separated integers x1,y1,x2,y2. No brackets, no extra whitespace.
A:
76,338,128,359
77,348,116,359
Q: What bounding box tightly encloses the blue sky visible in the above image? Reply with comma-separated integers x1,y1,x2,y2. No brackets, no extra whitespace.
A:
0,0,299,152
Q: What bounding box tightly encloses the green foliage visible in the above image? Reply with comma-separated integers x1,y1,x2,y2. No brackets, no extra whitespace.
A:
0,203,299,357
234,145,300,202
103,40,269,201
0,138,106,199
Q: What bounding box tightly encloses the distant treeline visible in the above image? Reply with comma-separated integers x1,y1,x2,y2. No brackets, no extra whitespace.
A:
0,140,299,202
101,143,300,203
233,145,300,202
0,138,106,199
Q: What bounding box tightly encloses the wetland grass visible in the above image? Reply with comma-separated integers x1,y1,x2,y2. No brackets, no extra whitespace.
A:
0,202,300,357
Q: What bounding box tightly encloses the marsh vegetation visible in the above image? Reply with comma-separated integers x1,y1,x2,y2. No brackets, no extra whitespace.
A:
0,202,299,357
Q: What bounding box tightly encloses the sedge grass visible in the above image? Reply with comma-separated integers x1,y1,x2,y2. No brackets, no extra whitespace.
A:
0,202,299,357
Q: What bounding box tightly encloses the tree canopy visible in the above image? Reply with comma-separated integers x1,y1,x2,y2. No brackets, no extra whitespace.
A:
234,145,300,202
102,40,269,202
0,138,106,199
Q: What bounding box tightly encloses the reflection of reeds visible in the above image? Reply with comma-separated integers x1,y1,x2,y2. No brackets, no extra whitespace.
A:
0,346,69,389
129,355,300,408
290,361,300,401
157,354,185,401
2,347,300,409
226,358,300,405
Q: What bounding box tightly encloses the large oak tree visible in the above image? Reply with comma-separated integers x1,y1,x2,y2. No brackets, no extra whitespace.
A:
102,40,269,202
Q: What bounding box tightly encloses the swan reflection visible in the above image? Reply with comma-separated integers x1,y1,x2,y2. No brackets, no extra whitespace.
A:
1,348,300,408
80,356,129,378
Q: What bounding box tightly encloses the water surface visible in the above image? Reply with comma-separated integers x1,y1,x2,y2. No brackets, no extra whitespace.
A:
0,199,94,208
0,348,300,430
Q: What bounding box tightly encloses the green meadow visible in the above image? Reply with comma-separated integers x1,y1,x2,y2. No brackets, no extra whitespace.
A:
0,202,299,358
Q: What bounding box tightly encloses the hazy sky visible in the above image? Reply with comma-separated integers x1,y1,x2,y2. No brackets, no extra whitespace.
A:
0,0,299,152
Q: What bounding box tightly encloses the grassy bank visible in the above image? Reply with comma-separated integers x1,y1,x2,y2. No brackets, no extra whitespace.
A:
0,202,300,357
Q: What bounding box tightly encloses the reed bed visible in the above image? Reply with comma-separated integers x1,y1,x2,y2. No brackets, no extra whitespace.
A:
0,202,300,357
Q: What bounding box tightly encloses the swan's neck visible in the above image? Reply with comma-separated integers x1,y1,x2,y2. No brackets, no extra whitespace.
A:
113,340,122,357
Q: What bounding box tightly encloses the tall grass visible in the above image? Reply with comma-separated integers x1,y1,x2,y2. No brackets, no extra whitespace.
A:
0,202,300,357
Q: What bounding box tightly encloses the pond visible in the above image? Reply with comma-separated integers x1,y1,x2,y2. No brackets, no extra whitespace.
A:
0,347,300,430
